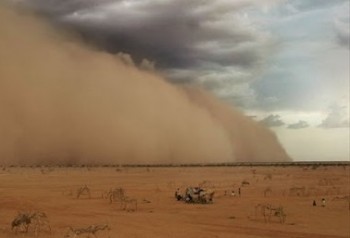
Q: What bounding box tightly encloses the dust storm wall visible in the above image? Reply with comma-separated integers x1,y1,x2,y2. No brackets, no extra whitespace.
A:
0,5,291,165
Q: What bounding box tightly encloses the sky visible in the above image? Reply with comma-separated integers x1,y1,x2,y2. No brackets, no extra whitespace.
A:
10,0,350,161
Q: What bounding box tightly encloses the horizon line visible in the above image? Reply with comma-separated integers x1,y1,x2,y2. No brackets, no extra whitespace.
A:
1,161,349,167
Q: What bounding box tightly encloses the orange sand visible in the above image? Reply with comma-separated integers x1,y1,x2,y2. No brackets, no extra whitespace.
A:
0,165,349,238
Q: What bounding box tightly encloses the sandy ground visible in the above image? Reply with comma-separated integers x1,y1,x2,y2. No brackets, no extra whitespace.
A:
0,165,349,238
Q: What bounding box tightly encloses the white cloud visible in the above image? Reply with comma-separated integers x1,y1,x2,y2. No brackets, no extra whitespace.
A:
319,104,350,128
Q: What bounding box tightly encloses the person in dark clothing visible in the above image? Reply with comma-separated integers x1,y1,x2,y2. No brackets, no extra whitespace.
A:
175,188,182,201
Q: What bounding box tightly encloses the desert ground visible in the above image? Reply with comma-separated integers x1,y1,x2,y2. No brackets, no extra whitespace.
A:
0,164,349,238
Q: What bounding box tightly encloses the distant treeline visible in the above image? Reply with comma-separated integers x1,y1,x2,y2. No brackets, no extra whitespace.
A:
1,161,349,168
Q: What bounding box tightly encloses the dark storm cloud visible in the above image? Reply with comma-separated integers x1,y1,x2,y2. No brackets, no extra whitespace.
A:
333,2,349,49
15,0,117,16
336,29,350,48
13,0,274,80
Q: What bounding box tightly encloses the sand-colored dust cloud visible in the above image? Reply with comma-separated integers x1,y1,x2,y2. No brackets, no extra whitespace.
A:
0,4,291,165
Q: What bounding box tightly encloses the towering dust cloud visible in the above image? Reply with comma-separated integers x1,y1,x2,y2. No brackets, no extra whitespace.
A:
0,5,291,165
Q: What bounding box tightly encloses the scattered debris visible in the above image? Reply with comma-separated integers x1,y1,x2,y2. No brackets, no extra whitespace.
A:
121,196,138,212
263,187,272,197
64,224,110,238
11,211,51,236
76,185,91,199
106,187,125,204
104,187,138,211
288,186,306,197
332,195,350,201
254,204,286,224
142,199,151,203
241,180,250,186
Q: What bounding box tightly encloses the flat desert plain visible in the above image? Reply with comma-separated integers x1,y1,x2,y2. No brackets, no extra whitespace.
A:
0,165,349,238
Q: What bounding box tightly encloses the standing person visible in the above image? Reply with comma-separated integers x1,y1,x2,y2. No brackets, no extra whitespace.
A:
175,188,182,201
313,200,317,206
322,198,326,207
238,187,241,197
